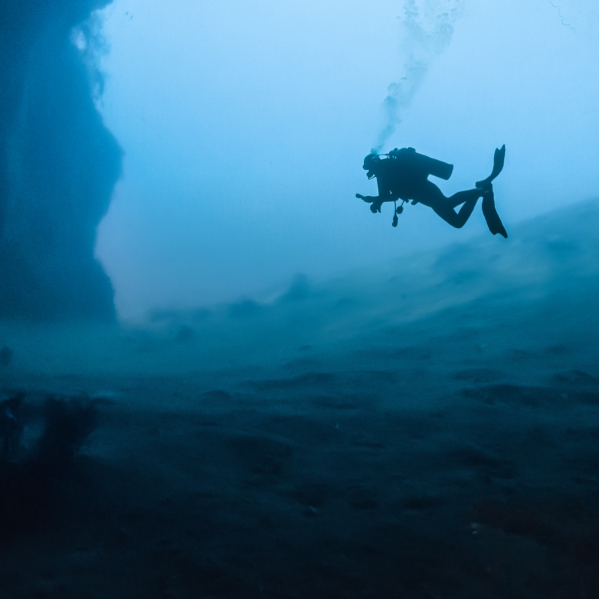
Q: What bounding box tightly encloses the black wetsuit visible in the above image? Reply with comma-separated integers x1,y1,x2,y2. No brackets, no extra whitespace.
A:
357,145,507,236
367,157,485,229
374,157,428,204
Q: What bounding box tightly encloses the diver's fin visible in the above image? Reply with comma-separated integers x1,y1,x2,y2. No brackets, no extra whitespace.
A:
476,145,506,189
482,190,508,238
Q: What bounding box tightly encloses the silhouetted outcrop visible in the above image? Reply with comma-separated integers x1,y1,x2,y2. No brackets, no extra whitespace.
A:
0,0,120,320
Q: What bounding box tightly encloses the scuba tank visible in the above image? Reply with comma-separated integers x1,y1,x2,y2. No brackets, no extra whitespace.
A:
388,147,453,180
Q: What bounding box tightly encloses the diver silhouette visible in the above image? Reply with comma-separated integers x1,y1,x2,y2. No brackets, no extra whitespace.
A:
356,146,507,237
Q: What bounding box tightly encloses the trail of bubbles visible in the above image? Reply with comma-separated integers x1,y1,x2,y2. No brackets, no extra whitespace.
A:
548,1,576,34
373,0,464,153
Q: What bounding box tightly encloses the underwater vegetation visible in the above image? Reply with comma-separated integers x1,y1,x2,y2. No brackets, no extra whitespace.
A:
0,391,98,535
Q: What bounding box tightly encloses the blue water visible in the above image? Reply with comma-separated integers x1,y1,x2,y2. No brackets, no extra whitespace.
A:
1,1,599,597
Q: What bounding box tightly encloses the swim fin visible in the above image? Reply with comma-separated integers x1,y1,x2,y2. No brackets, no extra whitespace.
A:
476,145,506,189
482,189,508,238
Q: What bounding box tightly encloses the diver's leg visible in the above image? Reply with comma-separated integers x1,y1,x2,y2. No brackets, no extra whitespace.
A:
447,189,482,209
454,194,479,227
432,195,480,228
431,205,464,228
440,188,484,227
421,183,481,229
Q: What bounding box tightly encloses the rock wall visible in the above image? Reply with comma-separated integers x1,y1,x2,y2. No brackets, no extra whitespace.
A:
0,0,120,320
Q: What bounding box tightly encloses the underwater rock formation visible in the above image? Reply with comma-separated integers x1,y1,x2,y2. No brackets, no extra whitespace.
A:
0,0,120,320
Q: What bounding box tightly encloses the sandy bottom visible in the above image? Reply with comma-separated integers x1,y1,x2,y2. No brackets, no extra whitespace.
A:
2,305,599,599
2,202,599,598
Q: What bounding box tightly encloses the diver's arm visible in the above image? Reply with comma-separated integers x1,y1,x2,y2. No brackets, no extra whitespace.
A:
356,194,378,203
356,176,387,204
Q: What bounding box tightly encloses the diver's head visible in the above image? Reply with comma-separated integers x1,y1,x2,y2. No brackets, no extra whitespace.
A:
363,153,381,179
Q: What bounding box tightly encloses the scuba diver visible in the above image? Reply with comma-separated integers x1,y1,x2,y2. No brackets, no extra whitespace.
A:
356,145,507,237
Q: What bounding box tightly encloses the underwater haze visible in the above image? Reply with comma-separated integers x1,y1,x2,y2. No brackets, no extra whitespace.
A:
1,1,599,597
94,0,599,319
